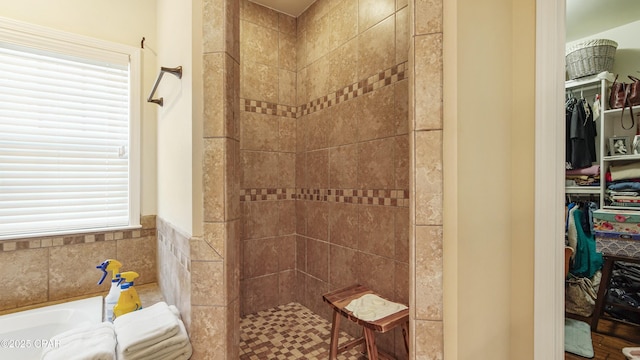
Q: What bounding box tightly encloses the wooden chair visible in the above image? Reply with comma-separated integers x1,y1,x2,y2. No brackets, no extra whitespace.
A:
322,284,409,360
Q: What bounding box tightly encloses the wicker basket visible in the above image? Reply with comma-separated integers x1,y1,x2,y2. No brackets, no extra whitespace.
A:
566,39,617,80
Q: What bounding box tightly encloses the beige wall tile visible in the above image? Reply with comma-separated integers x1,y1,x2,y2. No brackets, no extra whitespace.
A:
278,270,296,304
225,219,241,303
395,207,410,263
226,300,240,359
414,320,443,359
306,12,331,63
415,225,443,320
279,69,297,106
328,244,358,289
415,130,443,225
356,251,394,300
279,152,296,187
241,274,279,315
328,0,358,51
296,30,308,71
241,61,278,103
189,305,226,358
203,138,225,222
240,0,278,30
278,13,296,35
307,56,330,102
203,0,224,53
414,0,443,35
279,32,297,72
225,139,241,221
241,20,278,67
328,202,359,248
357,137,395,189
227,0,241,63
395,80,409,135
116,237,157,284
278,117,296,152
203,53,225,137
358,84,396,141
306,201,329,241
295,152,306,188
327,38,358,94
397,0,408,10
359,0,395,33
305,110,329,151
358,205,395,257
306,149,329,189
203,222,226,258
358,15,396,80
192,237,223,261
296,235,306,271
414,33,443,130
295,201,307,235
243,238,278,278
278,201,296,236
329,98,358,147
329,144,358,189
240,111,279,151
191,260,224,306
395,261,409,307
395,135,410,189
242,201,280,239
396,6,409,64
0,249,48,310
241,150,279,188
306,238,329,281
49,242,116,301
303,274,330,320
296,112,307,152
278,235,296,270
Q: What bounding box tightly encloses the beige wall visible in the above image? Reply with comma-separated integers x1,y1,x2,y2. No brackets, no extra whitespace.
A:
0,0,158,216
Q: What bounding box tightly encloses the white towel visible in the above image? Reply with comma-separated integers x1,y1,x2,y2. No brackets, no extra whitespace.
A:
114,302,180,355
40,322,116,360
345,294,408,321
117,318,192,360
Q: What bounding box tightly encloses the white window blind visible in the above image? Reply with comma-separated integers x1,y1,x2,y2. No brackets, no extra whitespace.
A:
0,19,140,239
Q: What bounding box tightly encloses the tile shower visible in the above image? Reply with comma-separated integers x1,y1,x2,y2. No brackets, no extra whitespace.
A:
239,0,409,358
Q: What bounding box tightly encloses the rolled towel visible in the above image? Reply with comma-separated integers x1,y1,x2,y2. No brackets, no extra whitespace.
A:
114,302,180,355
623,347,640,359
118,318,192,360
345,294,408,322
41,322,116,360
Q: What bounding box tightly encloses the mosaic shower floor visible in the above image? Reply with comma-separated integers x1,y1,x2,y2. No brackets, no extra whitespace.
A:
239,302,366,359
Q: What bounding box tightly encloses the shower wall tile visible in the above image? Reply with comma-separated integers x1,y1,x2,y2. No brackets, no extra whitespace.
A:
295,201,307,235
226,300,240,360
203,0,224,53
395,207,410,262
242,238,278,278
203,138,225,222
226,139,241,220
241,61,278,103
279,32,297,72
414,0,443,36
296,235,306,272
241,20,278,67
241,150,279,188
278,201,296,235
116,235,157,284
278,150,295,188
279,69,297,106
415,225,443,320
397,0,409,10
306,149,329,189
329,144,358,189
414,33,443,131
306,238,329,281
306,201,329,241
278,235,296,270
306,12,331,64
278,117,297,152
240,0,278,30
415,130,443,225
329,99,358,147
49,241,116,301
358,84,396,141
357,137,396,189
395,80,409,135
242,201,280,239
414,320,444,359
395,261,410,306
0,248,48,311
356,251,395,301
203,53,227,138
327,0,358,52
240,111,279,151
303,273,330,320
305,110,330,151
241,273,279,315
395,135,410,189
225,220,241,303
278,13,296,35
295,152,306,188
359,0,396,33
296,30,307,72
327,38,358,94
328,244,358,290
278,269,296,304
357,205,395,257
190,305,226,359
190,238,222,261
328,202,359,248
191,260,224,306
357,15,396,80
396,6,409,64
307,56,330,102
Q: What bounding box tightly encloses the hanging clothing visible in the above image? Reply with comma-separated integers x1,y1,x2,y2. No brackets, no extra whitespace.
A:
566,97,597,169
569,208,603,278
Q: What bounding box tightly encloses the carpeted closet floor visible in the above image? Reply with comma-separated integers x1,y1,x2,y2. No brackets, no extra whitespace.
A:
239,302,366,359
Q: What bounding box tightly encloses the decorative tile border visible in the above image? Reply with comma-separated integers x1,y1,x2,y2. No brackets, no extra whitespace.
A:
241,61,407,119
240,188,409,207
0,215,157,252
156,216,191,273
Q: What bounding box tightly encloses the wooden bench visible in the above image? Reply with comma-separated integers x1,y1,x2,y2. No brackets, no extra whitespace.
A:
322,284,409,360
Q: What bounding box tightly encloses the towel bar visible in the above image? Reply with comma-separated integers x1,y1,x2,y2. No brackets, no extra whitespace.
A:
147,66,183,106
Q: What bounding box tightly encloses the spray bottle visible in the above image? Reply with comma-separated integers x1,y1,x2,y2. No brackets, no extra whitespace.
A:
96,259,123,322
113,271,142,320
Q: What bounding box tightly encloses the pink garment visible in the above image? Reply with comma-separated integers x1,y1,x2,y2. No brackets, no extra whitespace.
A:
566,164,600,176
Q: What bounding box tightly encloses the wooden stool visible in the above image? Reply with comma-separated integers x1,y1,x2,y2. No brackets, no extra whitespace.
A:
322,284,409,360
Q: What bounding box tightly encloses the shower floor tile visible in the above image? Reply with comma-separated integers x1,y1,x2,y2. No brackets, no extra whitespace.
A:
240,302,366,359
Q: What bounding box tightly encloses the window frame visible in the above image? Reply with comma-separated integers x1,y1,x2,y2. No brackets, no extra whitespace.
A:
0,16,141,240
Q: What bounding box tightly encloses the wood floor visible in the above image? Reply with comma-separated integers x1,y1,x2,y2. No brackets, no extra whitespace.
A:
565,318,640,360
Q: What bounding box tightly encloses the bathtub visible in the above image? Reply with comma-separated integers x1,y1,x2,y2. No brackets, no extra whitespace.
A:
0,296,102,360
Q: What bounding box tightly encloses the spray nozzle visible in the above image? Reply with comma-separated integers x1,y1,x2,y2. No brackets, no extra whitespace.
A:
116,271,139,287
96,259,123,285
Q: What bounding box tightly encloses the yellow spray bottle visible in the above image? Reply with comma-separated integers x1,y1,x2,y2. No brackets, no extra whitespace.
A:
113,271,142,319
96,259,123,322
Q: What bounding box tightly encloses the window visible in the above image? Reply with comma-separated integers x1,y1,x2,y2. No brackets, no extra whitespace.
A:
0,17,140,240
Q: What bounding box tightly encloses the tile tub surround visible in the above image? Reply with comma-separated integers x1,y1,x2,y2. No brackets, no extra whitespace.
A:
0,215,157,312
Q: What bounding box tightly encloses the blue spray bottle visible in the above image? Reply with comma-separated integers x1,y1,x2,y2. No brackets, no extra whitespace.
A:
96,259,123,322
